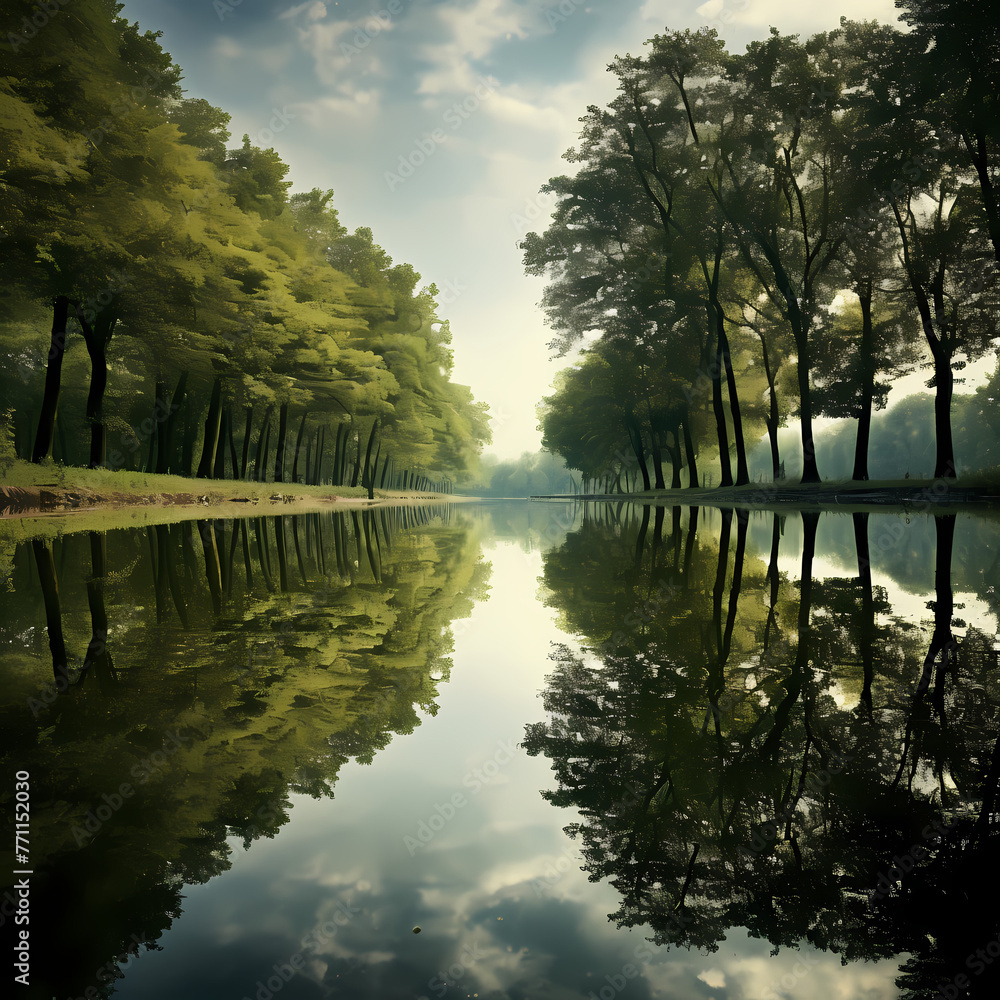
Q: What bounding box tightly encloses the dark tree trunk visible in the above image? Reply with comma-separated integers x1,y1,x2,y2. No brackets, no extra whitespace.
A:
651,428,667,489
718,319,749,485
148,381,167,473
626,416,651,491
157,372,188,475
711,327,733,487
667,429,683,489
314,425,325,485
196,377,223,479
214,407,228,479
226,407,238,479
32,297,71,463
253,404,274,482
274,402,289,483
333,424,345,486
258,422,272,483
181,417,197,477
757,333,781,480
362,420,379,499
931,340,956,479
853,282,875,481
241,406,253,480
681,417,698,488
76,305,118,469
291,412,308,483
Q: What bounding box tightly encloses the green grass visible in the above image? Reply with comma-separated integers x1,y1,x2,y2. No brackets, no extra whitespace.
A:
0,458,382,500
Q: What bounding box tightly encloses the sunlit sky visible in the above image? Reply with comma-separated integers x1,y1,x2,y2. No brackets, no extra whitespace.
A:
119,0,916,458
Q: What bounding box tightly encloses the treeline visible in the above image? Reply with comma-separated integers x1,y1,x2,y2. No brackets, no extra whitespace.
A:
751,383,1000,483
0,0,490,492
524,2,999,490
461,450,577,497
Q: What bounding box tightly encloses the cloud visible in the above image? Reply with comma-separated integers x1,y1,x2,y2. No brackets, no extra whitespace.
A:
213,36,243,60
416,0,534,96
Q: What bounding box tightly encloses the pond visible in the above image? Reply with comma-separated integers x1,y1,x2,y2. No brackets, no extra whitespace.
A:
2,500,999,999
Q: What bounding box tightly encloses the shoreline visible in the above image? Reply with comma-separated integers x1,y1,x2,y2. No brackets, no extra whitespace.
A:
0,464,469,539
531,480,1000,513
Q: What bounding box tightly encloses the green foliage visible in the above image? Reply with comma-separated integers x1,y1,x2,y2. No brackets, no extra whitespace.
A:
524,16,1000,488
0,1,489,484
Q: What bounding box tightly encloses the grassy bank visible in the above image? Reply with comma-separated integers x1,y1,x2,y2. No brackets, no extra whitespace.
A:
532,476,1000,513
0,460,456,542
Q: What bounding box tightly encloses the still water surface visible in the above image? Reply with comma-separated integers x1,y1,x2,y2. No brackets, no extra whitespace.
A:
2,501,998,999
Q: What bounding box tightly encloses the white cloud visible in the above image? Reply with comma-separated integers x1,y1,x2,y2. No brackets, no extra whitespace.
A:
416,0,534,95
698,968,727,989
213,36,243,60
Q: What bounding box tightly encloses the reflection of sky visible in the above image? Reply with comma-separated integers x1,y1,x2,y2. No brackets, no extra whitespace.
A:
114,503,903,999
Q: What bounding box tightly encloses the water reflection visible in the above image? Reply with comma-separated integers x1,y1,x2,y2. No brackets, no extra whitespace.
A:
0,505,487,999
2,501,999,998
526,504,1000,998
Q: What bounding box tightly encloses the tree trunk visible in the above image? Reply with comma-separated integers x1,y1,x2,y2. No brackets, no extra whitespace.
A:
158,372,188,474
32,297,71,463
650,428,667,489
253,404,274,482
274,402,289,483
795,332,821,483
241,406,253,479
196,377,223,478
668,429,683,489
626,415,651,491
214,407,228,479
931,340,956,478
227,407,239,480
757,334,780,480
362,419,379,499
258,422,272,483
710,327,733,487
291,412,308,483
75,303,118,469
853,283,875,481
718,319,749,485
682,417,699,488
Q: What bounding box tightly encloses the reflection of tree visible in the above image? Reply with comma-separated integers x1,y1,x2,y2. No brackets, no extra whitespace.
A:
0,505,488,997
526,505,1000,995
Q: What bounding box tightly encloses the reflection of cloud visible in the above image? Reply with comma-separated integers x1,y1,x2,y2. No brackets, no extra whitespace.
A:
698,967,726,988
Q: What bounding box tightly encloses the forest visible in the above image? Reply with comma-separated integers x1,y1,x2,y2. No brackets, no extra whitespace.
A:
524,2,1000,493
0,0,491,495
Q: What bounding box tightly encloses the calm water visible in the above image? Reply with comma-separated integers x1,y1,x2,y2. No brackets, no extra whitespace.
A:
2,501,999,999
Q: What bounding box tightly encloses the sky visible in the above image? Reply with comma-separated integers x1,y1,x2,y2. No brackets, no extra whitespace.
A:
118,0,911,459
